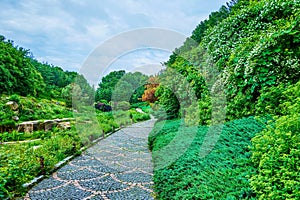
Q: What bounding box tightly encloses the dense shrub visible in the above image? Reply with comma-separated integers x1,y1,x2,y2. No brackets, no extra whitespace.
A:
206,0,300,120
251,114,300,199
0,102,16,127
131,112,150,123
250,81,300,199
112,110,132,126
114,101,131,111
94,102,112,112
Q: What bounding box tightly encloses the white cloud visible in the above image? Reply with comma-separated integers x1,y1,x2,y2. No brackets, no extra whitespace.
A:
0,0,228,75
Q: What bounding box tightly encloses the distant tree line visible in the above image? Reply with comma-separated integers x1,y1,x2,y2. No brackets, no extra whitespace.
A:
0,35,94,107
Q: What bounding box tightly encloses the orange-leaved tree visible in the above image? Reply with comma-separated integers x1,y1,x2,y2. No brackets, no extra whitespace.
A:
142,76,159,103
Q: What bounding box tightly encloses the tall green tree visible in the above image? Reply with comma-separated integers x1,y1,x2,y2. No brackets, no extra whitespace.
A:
31,60,77,99
0,36,44,96
95,70,126,102
112,72,148,103
95,70,148,103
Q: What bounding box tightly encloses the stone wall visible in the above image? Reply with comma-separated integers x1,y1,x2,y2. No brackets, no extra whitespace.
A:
0,118,74,133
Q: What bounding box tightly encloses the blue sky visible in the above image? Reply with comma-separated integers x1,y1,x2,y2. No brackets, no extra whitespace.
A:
0,0,228,74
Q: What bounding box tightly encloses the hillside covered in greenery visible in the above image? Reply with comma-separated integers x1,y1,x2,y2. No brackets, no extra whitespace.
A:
150,0,300,199
0,35,95,127
0,35,92,99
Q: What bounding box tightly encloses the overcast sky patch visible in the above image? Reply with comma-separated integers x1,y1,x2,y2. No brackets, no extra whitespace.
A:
0,0,228,74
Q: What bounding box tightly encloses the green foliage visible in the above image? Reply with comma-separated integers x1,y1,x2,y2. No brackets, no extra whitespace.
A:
140,106,152,114
61,83,73,107
162,0,300,123
130,101,148,109
0,35,93,106
96,111,118,130
131,102,152,114
96,108,150,133
21,100,71,121
256,81,300,117
113,110,132,126
31,60,78,100
114,101,130,111
95,70,126,102
8,94,20,104
154,65,198,120
148,119,181,151
0,127,81,198
0,100,16,127
149,117,265,199
96,71,148,104
0,37,44,96
250,114,300,199
0,130,51,142
155,86,180,119
130,110,150,123
151,0,300,199
1,95,73,122
114,72,148,103
250,81,300,199
203,0,300,120
0,131,25,142
72,75,95,109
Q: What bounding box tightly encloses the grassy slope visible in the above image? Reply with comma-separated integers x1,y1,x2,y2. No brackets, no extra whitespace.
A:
0,95,73,127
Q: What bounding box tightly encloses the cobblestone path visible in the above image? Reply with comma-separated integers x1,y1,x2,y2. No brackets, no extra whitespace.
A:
25,119,156,200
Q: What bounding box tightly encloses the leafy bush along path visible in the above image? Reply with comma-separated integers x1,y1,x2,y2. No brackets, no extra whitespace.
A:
25,119,156,200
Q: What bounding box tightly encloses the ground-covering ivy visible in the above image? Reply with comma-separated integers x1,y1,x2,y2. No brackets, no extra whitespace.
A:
149,117,265,199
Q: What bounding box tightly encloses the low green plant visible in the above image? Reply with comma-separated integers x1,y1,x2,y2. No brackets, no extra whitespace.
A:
100,123,113,133
0,130,49,142
150,117,265,199
8,94,20,104
112,110,131,126
130,102,148,109
0,95,73,122
0,131,25,142
0,127,82,198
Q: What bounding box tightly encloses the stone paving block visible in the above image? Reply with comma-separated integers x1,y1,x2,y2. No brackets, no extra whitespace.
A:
29,184,93,200
26,119,156,199
78,175,129,192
